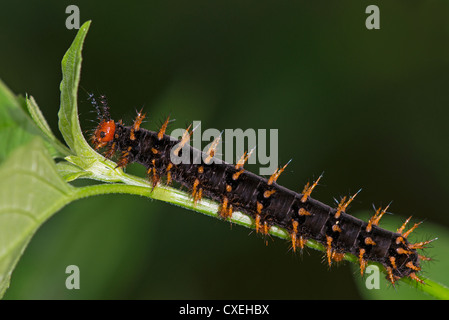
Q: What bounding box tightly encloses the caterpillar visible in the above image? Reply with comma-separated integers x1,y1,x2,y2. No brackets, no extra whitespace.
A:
88,93,435,286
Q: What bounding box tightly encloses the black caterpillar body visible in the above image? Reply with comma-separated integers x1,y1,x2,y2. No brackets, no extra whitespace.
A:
89,94,433,285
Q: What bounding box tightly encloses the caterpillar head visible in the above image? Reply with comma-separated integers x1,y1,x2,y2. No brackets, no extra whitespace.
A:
92,119,116,149
88,93,116,149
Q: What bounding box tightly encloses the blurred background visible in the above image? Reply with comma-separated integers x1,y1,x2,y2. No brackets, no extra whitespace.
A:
1,0,449,299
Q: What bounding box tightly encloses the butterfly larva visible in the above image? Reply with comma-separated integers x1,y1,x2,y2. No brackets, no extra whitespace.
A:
88,93,435,285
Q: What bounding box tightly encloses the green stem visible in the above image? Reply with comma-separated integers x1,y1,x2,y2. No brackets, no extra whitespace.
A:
401,275,449,300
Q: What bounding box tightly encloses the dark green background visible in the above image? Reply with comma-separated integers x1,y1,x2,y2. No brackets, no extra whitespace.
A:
1,1,448,299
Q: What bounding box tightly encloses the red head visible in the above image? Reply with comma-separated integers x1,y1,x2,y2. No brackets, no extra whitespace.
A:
92,119,116,149
88,93,116,149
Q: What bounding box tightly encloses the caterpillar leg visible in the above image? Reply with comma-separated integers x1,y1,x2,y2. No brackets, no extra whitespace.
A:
192,178,203,204
219,196,233,219
116,146,132,169
325,236,333,267
359,248,367,276
290,220,308,252
104,141,117,159
146,159,160,189
408,272,425,285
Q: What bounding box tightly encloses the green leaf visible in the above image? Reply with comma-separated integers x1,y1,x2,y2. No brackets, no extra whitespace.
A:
26,96,54,142
58,20,97,158
0,79,41,162
26,95,71,157
55,161,91,182
0,138,75,298
0,79,70,160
